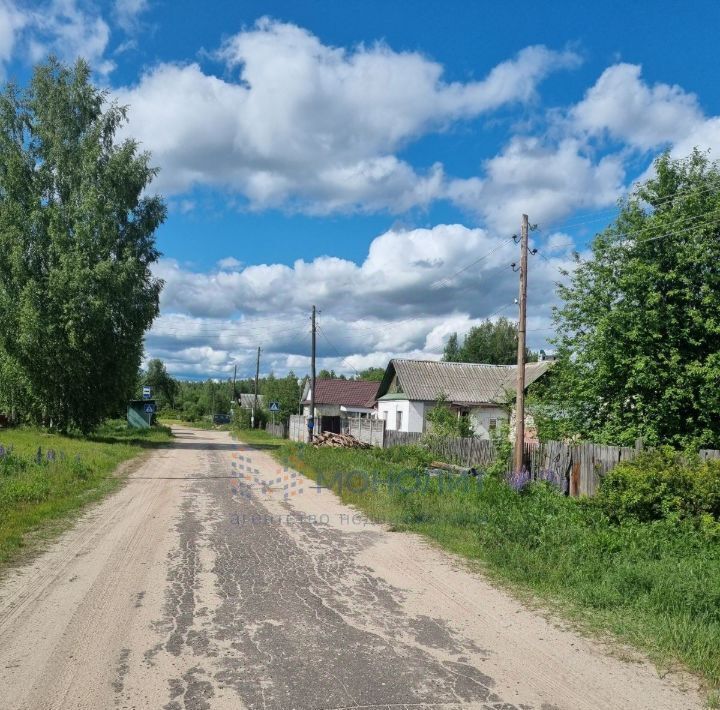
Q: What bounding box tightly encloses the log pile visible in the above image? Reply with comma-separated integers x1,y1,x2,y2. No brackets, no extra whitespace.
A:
312,432,372,449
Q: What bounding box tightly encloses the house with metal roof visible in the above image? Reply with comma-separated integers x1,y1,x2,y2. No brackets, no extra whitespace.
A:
375,358,552,439
237,393,265,410
302,379,380,418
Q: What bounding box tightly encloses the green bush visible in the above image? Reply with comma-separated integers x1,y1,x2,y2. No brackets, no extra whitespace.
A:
595,449,720,524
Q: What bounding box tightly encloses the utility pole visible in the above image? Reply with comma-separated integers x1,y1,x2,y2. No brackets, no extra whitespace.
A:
252,346,260,429
514,214,529,474
232,364,237,404
309,305,316,443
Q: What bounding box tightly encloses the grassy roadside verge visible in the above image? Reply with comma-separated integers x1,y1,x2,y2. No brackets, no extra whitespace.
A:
269,440,720,697
232,428,285,449
0,421,173,568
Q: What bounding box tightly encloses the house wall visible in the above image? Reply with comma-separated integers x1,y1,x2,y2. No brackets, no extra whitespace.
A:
303,404,342,417
378,399,425,433
468,405,508,440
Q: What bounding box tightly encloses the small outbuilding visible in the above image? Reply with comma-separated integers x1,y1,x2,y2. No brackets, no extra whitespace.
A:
127,399,157,428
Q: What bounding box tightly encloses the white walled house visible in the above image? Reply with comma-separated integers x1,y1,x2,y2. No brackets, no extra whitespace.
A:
376,359,552,439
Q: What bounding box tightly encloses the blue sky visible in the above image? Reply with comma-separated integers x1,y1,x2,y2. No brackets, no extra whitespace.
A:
2,0,720,378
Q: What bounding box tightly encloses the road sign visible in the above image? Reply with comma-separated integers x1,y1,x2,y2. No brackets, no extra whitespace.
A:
142,386,152,400
269,401,280,412
144,403,156,414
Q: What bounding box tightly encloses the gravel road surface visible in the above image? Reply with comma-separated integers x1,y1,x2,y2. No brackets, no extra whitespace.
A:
0,427,701,709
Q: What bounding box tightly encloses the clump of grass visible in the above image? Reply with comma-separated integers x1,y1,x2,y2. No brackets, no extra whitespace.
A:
0,422,173,568
233,428,286,449
274,441,720,692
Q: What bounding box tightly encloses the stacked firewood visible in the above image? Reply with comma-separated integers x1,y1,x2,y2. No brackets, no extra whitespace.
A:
311,432,372,449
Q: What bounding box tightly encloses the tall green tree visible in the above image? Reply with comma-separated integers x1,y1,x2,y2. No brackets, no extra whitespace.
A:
355,367,385,381
143,359,179,409
0,58,165,432
262,371,301,423
442,333,461,362
549,150,720,447
443,318,532,364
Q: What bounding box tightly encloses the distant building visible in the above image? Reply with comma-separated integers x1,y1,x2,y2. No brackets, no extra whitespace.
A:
302,379,379,419
237,393,265,410
375,358,552,439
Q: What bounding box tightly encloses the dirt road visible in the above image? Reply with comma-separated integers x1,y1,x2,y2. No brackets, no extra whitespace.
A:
0,427,701,709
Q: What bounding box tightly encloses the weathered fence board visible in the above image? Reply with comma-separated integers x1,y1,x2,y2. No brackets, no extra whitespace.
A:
700,449,720,460
381,432,647,498
384,431,423,448
265,422,287,438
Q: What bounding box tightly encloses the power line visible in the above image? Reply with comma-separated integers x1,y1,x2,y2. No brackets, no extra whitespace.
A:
430,237,514,290
316,323,361,377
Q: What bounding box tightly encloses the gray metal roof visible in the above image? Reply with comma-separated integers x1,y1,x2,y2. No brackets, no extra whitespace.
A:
238,393,265,408
382,358,552,405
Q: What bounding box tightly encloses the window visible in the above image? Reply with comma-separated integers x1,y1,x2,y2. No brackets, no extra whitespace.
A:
489,418,497,431
396,410,403,431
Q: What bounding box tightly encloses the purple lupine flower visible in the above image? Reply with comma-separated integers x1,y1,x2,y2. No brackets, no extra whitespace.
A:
0,445,5,458
507,467,531,492
46,449,56,462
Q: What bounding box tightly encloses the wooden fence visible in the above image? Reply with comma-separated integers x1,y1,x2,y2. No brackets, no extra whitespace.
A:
383,430,422,447
700,449,720,460
265,422,287,438
383,434,643,498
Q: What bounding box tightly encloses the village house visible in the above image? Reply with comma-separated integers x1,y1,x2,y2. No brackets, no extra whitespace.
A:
302,379,379,419
375,358,552,439
237,393,265,411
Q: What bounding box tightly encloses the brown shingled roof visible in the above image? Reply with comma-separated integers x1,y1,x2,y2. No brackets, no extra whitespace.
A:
303,379,380,408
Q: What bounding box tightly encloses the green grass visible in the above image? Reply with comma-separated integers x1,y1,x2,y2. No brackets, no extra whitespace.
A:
232,427,285,449
273,441,720,694
0,421,173,568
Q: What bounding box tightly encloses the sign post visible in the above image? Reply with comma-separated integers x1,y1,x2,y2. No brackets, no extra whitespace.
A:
142,386,152,400
269,401,280,426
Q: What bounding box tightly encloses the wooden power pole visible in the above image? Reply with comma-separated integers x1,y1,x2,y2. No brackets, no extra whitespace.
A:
514,214,529,473
252,346,261,429
309,305,316,442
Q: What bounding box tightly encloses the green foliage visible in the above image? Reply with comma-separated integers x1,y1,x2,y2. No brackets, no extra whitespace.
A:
423,394,473,438
442,333,461,361
261,371,301,423
594,449,720,527
0,424,172,566
143,359,179,409
0,58,165,432
549,150,720,447
356,367,385,381
443,317,533,364
318,369,345,379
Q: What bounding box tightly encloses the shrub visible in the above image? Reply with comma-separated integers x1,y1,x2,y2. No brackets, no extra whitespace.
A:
595,448,720,523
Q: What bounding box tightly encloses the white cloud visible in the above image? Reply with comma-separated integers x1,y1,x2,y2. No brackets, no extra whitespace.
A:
114,0,149,32
571,63,703,150
116,18,580,212
217,256,243,270
147,223,573,376
0,0,113,76
447,137,625,233
0,1,27,74
28,0,113,74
